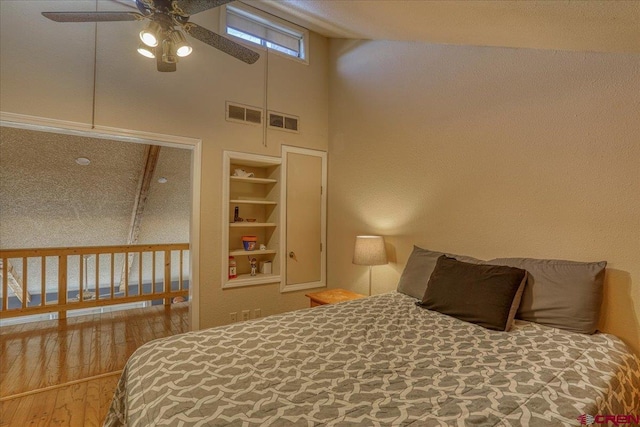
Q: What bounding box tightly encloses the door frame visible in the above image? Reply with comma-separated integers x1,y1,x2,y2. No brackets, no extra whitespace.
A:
280,145,327,293
0,111,203,330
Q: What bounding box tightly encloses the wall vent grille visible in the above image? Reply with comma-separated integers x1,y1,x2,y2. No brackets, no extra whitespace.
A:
226,102,263,125
268,111,299,133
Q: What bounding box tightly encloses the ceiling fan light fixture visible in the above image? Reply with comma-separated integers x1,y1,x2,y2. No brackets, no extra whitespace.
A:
140,21,161,47
169,30,192,57
137,42,155,58
162,39,178,64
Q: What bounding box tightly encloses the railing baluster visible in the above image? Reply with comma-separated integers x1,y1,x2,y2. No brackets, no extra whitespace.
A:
2,257,8,311
41,256,46,307
79,255,84,303
58,255,67,320
110,254,114,300
164,250,171,305
124,252,129,298
152,251,156,296
179,250,184,291
22,257,28,309
94,254,99,301
138,252,142,297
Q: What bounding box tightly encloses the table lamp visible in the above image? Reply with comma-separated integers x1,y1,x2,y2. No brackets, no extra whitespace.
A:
353,235,388,296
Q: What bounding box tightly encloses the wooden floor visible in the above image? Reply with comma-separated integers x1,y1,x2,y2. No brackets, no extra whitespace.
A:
0,303,189,426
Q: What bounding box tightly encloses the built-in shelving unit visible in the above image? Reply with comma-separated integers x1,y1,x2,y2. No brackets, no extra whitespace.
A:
228,249,277,256
230,176,277,184
229,199,278,205
222,151,282,289
229,222,278,228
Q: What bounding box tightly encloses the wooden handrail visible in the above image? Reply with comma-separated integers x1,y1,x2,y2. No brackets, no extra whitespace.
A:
0,243,189,258
0,243,190,320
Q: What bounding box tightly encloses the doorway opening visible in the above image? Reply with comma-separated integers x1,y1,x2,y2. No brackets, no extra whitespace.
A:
0,115,202,329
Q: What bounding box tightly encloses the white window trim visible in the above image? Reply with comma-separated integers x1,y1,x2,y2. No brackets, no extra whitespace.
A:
220,2,310,65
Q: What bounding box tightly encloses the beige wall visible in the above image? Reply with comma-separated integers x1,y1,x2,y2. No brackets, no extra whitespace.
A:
0,1,329,327
327,40,640,354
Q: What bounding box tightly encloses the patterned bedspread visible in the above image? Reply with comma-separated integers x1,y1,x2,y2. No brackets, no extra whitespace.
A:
104,293,640,426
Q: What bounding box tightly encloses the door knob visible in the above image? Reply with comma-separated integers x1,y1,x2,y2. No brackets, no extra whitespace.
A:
289,251,295,258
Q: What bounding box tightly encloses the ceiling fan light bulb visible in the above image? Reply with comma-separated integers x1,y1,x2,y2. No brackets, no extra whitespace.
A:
137,43,155,58
176,44,192,57
140,21,161,47
140,32,158,47
169,30,192,57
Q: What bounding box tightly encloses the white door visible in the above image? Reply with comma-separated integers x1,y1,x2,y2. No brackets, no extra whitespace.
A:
281,147,326,292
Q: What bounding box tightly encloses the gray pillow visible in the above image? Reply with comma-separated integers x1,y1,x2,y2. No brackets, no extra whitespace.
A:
397,246,483,299
488,257,606,334
418,256,528,331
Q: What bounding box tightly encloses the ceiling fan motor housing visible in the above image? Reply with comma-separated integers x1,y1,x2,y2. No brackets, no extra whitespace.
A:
137,0,191,21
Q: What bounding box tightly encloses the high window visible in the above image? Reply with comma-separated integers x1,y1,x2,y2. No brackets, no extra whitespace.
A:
224,3,308,62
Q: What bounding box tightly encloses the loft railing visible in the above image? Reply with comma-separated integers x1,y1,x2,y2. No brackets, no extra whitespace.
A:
0,243,189,320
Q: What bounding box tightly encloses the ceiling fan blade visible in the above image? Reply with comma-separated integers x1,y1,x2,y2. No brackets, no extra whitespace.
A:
171,0,235,17
184,23,260,64
42,11,142,22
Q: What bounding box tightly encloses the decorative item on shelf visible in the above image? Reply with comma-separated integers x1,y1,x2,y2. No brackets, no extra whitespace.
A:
353,235,388,296
229,256,237,279
242,236,258,251
245,218,256,222
259,244,267,251
233,168,254,178
250,258,258,276
233,206,243,223
259,261,272,274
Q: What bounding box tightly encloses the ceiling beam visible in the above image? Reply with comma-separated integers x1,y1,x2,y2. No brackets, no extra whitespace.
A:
0,260,32,304
119,145,161,292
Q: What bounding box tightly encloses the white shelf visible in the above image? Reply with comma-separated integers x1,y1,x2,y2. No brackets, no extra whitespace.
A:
230,199,277,205
230,176,277,184
223,150,282,290
229,249,277,256
224,273,281,288
229,222,277,228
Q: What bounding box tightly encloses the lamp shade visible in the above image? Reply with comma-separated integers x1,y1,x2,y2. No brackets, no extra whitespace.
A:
353,236,388,266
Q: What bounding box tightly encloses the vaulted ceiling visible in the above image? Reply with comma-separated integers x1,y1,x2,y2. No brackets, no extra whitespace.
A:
0,127,191,250
250,0,640,53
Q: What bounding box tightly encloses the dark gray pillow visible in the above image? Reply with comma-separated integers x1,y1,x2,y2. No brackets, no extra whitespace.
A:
419,256,528,331
488,257,606,334
397,246,483,299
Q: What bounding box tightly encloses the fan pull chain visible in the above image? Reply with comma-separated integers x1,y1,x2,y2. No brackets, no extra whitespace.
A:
262,49,269,147
91,0,98,129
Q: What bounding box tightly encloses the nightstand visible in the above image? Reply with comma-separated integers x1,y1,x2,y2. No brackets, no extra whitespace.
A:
305,288,366,307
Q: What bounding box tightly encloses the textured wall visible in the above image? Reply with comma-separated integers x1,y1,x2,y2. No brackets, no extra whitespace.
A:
328,40,640,354
0,1,329,326
137,147,191,245
0,128,144,249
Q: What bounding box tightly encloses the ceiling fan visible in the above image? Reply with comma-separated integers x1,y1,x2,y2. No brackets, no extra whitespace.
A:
42,0,260,72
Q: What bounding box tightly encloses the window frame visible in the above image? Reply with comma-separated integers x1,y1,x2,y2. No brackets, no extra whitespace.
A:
220,2,310,65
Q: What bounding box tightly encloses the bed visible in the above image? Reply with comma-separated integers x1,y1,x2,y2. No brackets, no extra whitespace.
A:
104,290,640,426
105,248,640,426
